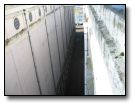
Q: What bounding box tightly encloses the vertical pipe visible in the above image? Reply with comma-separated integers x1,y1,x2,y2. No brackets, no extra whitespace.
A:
87,27,89,56
23,9,42,95
54,6,62,72
60,6,66,59
42,5,57,94
63,6,68,50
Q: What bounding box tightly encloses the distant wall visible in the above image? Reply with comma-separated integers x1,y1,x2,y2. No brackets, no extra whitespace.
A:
74,6,84,25
5,5,74,95
86,5,125,95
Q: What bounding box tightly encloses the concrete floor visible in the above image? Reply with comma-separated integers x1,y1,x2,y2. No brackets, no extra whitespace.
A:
65,31,84,95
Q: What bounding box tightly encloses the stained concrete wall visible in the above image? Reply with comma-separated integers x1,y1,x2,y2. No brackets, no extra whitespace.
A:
5,5,74,95
85,5,125,95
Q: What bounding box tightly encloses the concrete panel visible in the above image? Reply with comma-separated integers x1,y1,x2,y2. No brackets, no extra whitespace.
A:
5,49,22,95
28,18,55,95
54,9,65,68
60,7,67,56
46,12,61,86
64,7,70,45
12,35,40,95
68,7,71,40
68,8,71,37
72,7,74,33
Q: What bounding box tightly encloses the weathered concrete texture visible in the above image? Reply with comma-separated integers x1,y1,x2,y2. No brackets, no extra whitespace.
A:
85,56,94,95
83,22,94,95
89,5,125,95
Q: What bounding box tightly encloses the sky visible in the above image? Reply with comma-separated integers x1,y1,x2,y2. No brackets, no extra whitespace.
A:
111,5,125,11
